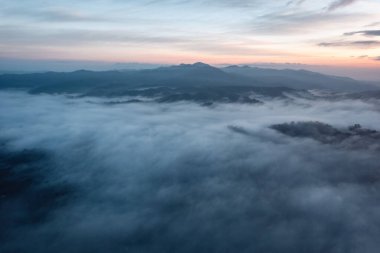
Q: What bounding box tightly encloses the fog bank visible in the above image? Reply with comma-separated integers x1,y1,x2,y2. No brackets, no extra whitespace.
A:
1,91,380,253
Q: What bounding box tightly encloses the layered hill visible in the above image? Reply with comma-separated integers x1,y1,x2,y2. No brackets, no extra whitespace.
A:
0,63,378,103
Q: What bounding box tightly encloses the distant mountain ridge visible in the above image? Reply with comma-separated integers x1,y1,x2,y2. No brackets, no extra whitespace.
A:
0,63,378,99
223,65,376,91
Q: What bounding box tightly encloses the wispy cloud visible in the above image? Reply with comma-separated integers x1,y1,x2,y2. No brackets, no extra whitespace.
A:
344,30,380,36
6,7,105,22
328,0,359,11
252,11,363,34
286,0,306,6
0,0,379,65
365,21,380,27
318,40,380,48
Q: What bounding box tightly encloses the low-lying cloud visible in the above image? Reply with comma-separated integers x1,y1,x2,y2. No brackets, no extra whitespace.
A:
1,91,380,253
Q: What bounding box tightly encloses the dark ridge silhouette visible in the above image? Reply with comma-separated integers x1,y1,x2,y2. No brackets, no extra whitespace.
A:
0,63,378,99
346,90,380,100
223,65,378,92
271,121,380,150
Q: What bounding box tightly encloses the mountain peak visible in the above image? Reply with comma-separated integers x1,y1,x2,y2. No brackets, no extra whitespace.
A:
225,65,250,69
176,62,212,68
192,62,210,67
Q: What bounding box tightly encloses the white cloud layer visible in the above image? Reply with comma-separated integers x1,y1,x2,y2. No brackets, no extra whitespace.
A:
1,91,380,252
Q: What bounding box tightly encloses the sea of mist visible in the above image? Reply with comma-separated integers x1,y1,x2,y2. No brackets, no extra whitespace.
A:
1,91,380,253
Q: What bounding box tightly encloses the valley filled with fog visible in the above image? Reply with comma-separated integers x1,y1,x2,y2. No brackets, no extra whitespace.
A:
1,89,380,253
2,0,380,251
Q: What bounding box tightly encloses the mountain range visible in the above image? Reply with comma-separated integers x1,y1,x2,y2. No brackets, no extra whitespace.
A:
0,62,379,103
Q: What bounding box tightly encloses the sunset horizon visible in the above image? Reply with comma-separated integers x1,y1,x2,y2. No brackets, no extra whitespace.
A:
1,0,380,73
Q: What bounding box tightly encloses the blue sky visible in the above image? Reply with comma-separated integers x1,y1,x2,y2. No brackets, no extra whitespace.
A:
0,0,380,75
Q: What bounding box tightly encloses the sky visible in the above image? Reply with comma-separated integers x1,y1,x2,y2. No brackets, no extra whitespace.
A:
1,0,380,75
